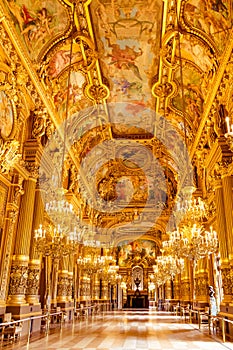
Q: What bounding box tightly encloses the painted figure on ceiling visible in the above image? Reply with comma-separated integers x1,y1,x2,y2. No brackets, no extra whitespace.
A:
107,44,143,80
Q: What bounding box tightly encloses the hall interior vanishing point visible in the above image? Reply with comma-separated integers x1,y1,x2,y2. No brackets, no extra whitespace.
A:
0,0,233,348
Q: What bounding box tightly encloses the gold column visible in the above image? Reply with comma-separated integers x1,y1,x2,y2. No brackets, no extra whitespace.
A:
26,186,44,305
7,178,37,305
194,258,209,308
0,178,22,307
165,280,172,300
67,256,74,302
222,176,233,260
173,274,181,302
101,279,109,300
180,258,191,305
214,179,231,304
215,181,228,262
93,274,100,300
50,258,59,306
80,273,90,301
57,256,69,304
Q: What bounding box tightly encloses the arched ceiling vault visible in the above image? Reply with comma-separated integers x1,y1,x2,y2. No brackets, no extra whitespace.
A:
1,0,233,246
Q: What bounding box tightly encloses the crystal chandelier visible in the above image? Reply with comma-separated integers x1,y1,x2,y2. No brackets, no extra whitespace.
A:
77,254,106,275
38,4,81,240
34,224,80,259
107,265,121,284
175,195,207,223
163,224,218,261
153,252,184,286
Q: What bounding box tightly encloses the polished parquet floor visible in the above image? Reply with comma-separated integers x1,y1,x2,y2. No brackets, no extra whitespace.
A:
6,310,233,350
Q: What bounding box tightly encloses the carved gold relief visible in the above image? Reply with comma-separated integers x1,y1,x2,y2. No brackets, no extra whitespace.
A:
8,265,28,296
221,268,233,296
195,276,208,298
26,267,40,296
0,139,21,174
85,83,110,103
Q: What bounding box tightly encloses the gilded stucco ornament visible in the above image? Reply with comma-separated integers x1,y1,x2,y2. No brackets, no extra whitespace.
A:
221,268,233,296
26,267,40,296
181,281,191,298
217,157,233,177
8,265,28,296
195,276,209,297
57,275,69,297
152,80,175,98
24,162,40,179
85,83,110,103
0,138,21,174
32,108,48,140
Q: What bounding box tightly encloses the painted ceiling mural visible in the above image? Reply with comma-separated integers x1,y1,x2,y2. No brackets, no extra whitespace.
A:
90,0,163,110
1,0,232,245
184,0,233,53
5,0,70,60
117,239,160,267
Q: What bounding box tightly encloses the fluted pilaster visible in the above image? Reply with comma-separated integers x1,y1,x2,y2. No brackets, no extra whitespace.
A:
8,178,36,305
215,181,231,303
93,274,100,300
222,176,233,261
26,187,44,304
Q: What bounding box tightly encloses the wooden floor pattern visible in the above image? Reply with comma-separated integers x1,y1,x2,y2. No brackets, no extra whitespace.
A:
4,310,233,350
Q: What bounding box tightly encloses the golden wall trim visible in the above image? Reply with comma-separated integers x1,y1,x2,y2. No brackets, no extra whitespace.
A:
190,30,233,159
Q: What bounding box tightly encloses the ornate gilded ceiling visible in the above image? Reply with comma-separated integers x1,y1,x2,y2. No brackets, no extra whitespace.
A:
0,0,233,247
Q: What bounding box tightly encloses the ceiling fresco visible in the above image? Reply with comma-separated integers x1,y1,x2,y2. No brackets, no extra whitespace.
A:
117,239,160,267
4,0,70,60
89,0,163,109
183,0,233,53
1,0,232,247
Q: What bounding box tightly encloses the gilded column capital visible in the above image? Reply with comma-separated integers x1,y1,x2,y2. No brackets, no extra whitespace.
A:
24,162,39,180
218,156,233,178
